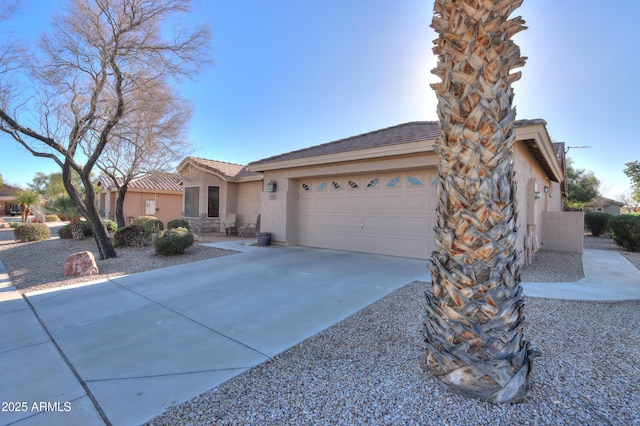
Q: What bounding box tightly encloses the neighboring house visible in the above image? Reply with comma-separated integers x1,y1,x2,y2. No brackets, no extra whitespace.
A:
176,157,263,232
584,196,624,216
247,119,567,262
97,173,183,225
0,183,20,216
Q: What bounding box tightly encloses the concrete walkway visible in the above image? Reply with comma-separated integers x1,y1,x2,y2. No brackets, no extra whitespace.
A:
522,249,640,301
0,245,428,426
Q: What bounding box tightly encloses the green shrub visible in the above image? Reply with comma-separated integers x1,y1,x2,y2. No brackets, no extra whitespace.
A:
609,214,640,252
584,212,613,237
44,214,60,222
167,218,191,231
134,216,164,234
113,224,150,248
14,223,50,242
103,219,118,233
154,227,194,256
57,221,92,239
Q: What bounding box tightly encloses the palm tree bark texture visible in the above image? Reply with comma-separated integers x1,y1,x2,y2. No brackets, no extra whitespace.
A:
424,0,534,403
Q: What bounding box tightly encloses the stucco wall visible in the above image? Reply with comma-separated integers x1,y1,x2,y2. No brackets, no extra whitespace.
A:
258,152,440,245
541,211,584,253
513,141,562,257
118,191,182,225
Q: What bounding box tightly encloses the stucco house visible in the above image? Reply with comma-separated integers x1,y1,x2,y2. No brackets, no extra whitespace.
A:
176,157,262,233
97,173,183,225
0,183,20,215
180,118,572,263
248,118,569,261
584,196,624,216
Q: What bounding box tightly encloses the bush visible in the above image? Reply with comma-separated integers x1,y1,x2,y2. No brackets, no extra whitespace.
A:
154,227,194,256
609,214,640,252
113,224,150,248
103,219,118,233
57,221,92,239
134,215,164,234
584,212,613,237
167,218,191,231
44,214,60,222
14,223,51,242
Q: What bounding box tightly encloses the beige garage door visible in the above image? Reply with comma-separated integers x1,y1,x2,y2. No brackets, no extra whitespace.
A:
298,170,438,259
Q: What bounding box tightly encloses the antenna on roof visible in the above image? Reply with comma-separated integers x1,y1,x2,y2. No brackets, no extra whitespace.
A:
565,146,590,153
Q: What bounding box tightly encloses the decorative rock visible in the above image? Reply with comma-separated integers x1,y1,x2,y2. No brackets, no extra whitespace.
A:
63,251,99,277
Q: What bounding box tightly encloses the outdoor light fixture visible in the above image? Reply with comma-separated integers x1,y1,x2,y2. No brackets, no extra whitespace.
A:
267,180,277,193
534,191,542,200
544,185,549,193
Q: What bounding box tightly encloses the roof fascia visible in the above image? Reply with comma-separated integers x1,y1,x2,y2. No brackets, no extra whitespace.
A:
248,139,438,172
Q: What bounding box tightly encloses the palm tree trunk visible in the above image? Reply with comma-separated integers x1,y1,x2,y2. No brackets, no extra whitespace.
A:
425,0,533,403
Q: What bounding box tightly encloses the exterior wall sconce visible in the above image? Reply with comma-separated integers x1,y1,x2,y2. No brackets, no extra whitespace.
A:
534,191,542,200
543,185,549,193
267,180,277,193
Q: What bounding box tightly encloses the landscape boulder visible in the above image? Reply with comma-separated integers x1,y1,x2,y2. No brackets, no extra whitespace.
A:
63,251,99,277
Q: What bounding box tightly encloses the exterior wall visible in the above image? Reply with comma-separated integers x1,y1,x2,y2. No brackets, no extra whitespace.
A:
513,141,562,261
180,166,262,233
259,152,439,245
105,190,182,225
541,211,584,254
236,180,262,227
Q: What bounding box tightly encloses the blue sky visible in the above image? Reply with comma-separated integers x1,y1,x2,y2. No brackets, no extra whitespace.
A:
1,0,639,200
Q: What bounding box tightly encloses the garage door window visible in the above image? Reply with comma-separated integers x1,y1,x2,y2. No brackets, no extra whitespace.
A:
408,176,423,186
331,181,342,190
317,182,327,191
367,178,379,188
302,183,311,191
348,180,359,189
386,177,400,187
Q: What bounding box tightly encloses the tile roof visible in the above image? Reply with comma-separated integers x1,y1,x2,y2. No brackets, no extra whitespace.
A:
585,196,625,207
0,183,20,197
178,156,261,180
249,119,546,165
98,173,182,192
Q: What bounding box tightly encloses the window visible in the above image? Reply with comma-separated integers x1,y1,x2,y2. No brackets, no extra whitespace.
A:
317,182,327,191
408,176,423,186
184,187,199,217
302,183,311,191
367,178,379,188
331,181,342,190
348,180,359,188
208,186,220,218
386,177,400,187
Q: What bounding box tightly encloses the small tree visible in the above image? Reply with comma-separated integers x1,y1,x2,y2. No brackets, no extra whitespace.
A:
564,158,600,210
13,189,42,222
0,0,211,259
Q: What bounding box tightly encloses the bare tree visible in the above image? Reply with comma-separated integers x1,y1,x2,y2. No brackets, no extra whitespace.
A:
89,80,193,227
0,0,210,259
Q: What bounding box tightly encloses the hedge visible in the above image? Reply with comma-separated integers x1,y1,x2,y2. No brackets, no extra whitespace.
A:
167,218,191,231
134,216,164,234
14,223,51,242
154,227,194,256
113,224,150,248
609,214,640,252
584,212,613,237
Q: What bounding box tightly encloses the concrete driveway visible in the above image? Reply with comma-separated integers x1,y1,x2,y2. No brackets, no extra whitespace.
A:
1,244,428,426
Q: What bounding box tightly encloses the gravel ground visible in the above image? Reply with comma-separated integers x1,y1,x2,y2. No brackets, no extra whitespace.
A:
149,237,640,426
0,224,237,294
2,224,639,424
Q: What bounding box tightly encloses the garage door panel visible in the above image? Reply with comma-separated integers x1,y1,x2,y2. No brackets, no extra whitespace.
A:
297,171,436,259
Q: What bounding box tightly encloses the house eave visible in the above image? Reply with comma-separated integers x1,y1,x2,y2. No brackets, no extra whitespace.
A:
248,139,438,172
514,123,564,183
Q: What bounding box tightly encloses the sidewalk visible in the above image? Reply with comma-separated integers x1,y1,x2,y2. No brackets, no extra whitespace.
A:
522,249,640,301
